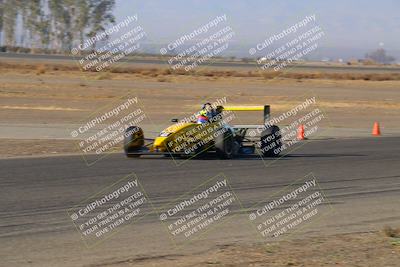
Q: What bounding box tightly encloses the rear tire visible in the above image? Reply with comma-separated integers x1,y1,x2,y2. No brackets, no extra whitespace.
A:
124,126,144,158
214,128,235,159
260,125,282,157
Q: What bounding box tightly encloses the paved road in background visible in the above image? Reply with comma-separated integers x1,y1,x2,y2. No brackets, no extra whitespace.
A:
2,52,400,72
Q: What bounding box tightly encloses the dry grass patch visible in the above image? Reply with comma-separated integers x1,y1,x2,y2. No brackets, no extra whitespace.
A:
2,61,400,81
384,226,400,238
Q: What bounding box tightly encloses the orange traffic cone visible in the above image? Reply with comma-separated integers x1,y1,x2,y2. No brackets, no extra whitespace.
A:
297,124,305,140
372,122,381,136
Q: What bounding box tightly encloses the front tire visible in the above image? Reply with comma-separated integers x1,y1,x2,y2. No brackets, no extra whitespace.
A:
124,126,144,158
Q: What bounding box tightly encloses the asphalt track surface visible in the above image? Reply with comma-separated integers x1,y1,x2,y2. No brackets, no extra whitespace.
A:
2,52,400,72
1,137,399,266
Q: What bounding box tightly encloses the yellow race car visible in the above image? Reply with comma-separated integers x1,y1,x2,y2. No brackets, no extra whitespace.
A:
123,105,282,159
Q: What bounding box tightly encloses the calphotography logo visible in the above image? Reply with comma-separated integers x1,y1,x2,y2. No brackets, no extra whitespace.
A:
70,95,149,165
158,174,243,246
248,173,333,241
245,93,331,166
160,14,235,71
68,173,152,247
250,14,325,72
72,14,146,72
163,97,238,165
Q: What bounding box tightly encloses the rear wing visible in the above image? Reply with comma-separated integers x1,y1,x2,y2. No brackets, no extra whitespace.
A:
224,105,270,123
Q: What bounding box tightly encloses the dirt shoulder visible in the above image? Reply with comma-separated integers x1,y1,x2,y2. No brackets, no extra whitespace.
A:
93,231,400,267
0,139,79,158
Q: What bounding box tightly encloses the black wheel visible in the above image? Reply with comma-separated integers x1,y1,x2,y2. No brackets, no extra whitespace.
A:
124,126,144,158
214,128,235,159
260,125,282,157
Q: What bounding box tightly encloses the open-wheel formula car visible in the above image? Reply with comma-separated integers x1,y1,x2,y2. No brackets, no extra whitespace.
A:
123,105,282,159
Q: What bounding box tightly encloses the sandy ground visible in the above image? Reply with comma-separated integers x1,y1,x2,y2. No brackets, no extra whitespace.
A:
0,139,78,158
110,231,400,267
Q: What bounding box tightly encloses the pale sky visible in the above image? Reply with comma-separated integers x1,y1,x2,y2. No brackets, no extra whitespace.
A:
114,0,400,58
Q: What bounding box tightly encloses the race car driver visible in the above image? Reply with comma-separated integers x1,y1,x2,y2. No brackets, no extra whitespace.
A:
197,103,213,123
